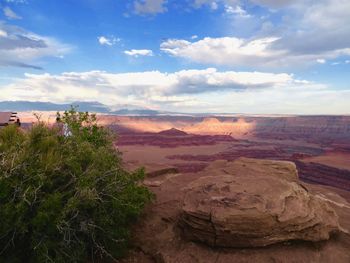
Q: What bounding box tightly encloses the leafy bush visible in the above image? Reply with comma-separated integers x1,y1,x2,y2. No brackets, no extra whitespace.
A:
0,108,152,263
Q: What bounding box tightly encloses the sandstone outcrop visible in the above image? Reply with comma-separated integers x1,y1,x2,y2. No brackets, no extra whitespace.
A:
180,158,340,247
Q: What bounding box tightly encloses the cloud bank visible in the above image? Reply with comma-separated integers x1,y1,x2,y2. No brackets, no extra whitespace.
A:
159,0,350,68
160,32,350,68
2,68,348,114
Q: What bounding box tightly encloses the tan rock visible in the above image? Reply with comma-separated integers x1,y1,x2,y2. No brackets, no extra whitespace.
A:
204,157,299,182
180,158,340,247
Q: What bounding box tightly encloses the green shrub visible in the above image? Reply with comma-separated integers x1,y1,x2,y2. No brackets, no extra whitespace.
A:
0,108,153,263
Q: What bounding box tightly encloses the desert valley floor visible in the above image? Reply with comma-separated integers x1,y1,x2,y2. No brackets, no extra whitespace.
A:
20,113,350,262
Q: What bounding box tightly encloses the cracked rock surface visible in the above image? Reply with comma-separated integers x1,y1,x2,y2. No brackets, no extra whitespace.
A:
121,158,350,263
180,158,340,247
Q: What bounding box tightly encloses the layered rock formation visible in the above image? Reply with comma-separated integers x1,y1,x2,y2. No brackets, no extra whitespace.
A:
119,158,350,263
180,158,340,247
295,161,350,191
101,115,350,142
116,131,235,148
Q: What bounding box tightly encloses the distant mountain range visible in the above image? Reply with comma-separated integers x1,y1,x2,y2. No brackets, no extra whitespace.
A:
3,101,327,117
0,101,161,115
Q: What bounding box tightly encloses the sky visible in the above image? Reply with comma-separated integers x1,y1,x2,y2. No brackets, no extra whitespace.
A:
0,0,349,114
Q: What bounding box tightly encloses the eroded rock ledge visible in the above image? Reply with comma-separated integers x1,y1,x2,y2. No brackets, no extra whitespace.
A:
180,158,340,247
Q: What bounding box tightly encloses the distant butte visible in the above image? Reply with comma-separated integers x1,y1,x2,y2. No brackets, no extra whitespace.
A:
158,128,188,136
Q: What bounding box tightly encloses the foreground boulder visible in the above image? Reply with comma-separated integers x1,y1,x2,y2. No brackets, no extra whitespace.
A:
180,158,340,247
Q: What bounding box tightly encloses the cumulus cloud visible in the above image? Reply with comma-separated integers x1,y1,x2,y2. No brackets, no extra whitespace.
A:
275,0,350,54
160,37,287,67
134,0,167,15
97,36,120,46
3,6,22,19
225,5,250,17
199,85,350,114
160,32,350,68
158,0,350,68
255,0,350,60
124,49,153,57
0,22,71,69
162,68,295,95
0,68,334,114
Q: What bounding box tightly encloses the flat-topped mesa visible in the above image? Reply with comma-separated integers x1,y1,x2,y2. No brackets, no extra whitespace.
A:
179,158,340,248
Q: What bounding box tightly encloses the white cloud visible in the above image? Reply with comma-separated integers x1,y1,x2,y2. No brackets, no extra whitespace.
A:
173,0,350,68
199,86,350,115
161,37,287,67
0,29,8,37
346,60,350,64
124,49,153,57
1,68,338,114
0,68,296,101
161,35,350,68
0,22,71,69
262,0,350,60
191,0,297,10
301,0,349,31
193,0,239,9
225,5,250,17
316,59,326,64
134,0,167,15
3,6,22,19
98,36,111,46
191,35,198,40
98,36,120,46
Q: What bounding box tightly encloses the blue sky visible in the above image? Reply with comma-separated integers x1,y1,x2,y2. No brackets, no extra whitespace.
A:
0,0,349,114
